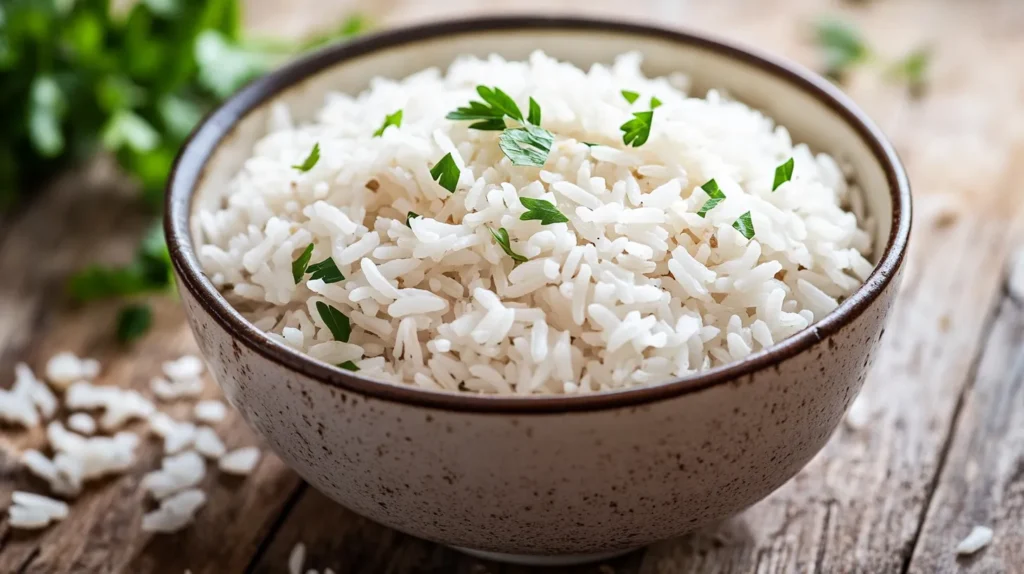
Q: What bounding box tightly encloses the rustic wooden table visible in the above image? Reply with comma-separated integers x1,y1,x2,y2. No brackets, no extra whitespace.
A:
2,0,1024,572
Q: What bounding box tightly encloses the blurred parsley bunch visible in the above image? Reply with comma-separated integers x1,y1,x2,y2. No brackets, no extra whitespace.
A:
0,0,368,341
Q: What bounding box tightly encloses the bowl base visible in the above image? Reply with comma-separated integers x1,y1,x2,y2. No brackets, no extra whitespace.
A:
451,546,638,566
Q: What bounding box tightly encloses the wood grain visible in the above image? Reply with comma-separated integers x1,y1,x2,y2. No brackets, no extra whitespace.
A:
0,167,302,574
2,0,1024,572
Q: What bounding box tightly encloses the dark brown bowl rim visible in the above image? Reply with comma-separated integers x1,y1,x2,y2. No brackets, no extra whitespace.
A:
165,15,911,414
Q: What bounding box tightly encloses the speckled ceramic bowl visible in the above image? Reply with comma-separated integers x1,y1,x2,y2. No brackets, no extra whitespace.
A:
165,17,911,566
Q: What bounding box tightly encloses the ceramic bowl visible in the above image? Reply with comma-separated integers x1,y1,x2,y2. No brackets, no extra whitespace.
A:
165,16,911,565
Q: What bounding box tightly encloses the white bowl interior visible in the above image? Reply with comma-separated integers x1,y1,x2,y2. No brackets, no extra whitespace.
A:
191,27,894,264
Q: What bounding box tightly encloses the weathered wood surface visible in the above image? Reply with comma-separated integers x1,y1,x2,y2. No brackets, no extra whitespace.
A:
2,0,1024,573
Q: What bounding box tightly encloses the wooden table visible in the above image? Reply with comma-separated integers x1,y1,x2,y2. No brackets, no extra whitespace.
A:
2,0,1024,572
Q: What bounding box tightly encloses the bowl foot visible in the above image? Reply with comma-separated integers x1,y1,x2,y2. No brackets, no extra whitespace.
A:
451,546,638,566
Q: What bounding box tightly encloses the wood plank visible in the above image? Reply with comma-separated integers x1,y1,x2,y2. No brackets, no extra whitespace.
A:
0,165,303,573
905,265,1024,571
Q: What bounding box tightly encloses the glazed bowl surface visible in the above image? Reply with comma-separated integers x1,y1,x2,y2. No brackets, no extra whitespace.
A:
165,16,910,561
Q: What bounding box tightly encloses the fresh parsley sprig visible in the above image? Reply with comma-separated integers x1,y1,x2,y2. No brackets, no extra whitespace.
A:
306,257,345,284
373,110,403,137
499,126,554,167
815,19,870,82
732,211,755,240
316,301,352,342
292,243,316,284
430,152,460,193
448,87,554,167
620,111,654,147
621,90,640,104
696,179,725,218
520,197,568,225
489,227,528,263
772,158,794,191
292,143,320,172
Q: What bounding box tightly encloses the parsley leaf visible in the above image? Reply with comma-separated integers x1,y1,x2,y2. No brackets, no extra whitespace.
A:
316,301,352,342
621,90,640,104
446,85,523,129
650,96,663,109
292,143,320,172
338,360,360,371
498,125,554,167
373,109,403,137
429,152,460,193
732,211,755,240
889,46,930,97
814,19,869,81
306,257,345,283
772,158,794,191
582,141,600,147
488,227,528,263
696,179,726,218
116,304,153,344
620,111,654,147
527,97,542,125
520,197,569,225
292,243,314,284
405,211,420,226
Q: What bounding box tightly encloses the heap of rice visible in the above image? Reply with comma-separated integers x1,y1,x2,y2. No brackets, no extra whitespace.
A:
197,51,873,395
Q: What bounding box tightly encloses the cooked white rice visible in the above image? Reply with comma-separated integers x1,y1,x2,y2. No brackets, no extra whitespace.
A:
218,447,261,475
193,400,227,423
7,491,70,529
956,525,994,555
197,50,873,396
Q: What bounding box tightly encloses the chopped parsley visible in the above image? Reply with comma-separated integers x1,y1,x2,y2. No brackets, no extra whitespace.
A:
527,97,542,125
732,211,755,240
772,158,794,191
519,197,568,225
116,304,152,344
316,301,352,342
446,85,523,130
620,111,653,147
621,90,640,104
489,227,528,263
889,46,930,97
406,211,420,227
582,141,600,147
814,19,869,81
306,257,345,284
292,243,315,284
429,152,460,193
292,142,320,172
696,179,725,218
373,109,403,137
650,96,663,109
498,125,554,167
338,360,360,372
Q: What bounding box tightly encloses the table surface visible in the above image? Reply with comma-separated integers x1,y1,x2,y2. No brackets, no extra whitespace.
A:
2,0,1024,572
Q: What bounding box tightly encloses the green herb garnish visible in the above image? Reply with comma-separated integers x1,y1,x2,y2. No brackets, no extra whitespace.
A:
68,223,172,302
498,126,554,167
292,143,320,172
772,158,794,191
621,90,640,104
116,304,153,344
620,111,654,147
696,179,726,218
527,97,542,125
520,197,569,225
373,109,403,137
306,257,345,284
732,211,755,240
489,227,528,263
406,211,420,226
316,301,352,342
582,142,600,147
292,243,315,284
338,360,360,372
814,19,869,81
446,85,523,130
650,96,663,109
888,46,930,97
429,152,460,193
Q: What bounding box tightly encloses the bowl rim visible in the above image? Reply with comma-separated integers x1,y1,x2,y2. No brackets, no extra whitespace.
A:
165,15,912,414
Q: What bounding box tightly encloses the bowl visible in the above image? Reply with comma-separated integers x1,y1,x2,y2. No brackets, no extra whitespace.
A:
165,16,911,565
